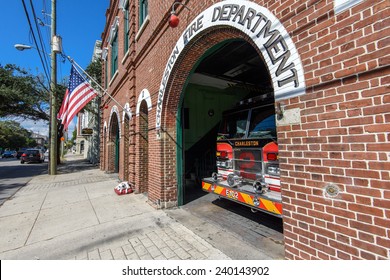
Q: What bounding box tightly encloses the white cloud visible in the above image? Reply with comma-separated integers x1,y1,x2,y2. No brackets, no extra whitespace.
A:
2,116,78,139
21,119,49,137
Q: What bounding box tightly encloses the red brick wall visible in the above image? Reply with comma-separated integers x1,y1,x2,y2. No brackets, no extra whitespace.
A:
101,0,390,259
278,1,389,260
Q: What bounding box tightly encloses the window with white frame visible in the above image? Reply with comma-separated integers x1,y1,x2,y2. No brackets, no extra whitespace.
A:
111,32,118,78
139,0,148,27
124,1,130,54
108,17,119,78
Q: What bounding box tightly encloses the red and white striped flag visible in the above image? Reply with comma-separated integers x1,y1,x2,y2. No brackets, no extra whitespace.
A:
57,65,98,130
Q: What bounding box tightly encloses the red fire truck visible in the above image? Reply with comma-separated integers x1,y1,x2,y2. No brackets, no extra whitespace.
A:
202,97,282,217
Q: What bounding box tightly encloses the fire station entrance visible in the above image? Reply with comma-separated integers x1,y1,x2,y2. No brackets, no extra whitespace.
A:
178,38,275,205
155,0,306,258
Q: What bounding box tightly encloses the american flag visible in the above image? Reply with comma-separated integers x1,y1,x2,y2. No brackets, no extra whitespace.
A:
58,65,98,130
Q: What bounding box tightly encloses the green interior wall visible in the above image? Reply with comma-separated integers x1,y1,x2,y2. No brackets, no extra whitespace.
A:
176,39,253,206
183,84,247,150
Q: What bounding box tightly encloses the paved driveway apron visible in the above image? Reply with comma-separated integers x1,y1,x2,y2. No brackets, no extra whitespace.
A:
0,155,283,260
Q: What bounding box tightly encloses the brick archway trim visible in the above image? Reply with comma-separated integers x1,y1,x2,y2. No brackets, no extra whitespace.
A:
136,89,152,116
156,0,306,131
108,105,121,139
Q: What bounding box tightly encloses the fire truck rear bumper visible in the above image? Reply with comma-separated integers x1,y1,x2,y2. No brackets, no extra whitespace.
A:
202,178,283,218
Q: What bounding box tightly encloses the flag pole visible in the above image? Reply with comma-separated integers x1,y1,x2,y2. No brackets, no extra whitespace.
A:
66,55,126,111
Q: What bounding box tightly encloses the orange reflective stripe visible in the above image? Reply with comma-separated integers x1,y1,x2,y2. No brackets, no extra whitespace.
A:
202,181,282,216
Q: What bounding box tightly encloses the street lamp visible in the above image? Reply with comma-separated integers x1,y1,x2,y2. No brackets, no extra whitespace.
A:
14,44,33,51
14,0,59,175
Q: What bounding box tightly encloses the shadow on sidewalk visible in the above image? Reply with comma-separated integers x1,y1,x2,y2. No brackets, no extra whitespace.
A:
57,157,98,174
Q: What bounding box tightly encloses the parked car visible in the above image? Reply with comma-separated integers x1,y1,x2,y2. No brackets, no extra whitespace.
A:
16,148,27,159
20,149,45,164
2,150,16,158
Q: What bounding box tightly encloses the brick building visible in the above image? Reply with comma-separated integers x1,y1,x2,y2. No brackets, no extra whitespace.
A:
100,0,389,259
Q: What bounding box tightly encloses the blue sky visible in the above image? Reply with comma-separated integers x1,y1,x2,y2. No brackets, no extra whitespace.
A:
0,0,109,137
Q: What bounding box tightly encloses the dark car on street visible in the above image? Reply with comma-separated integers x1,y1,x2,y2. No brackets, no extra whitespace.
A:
20,149,45,164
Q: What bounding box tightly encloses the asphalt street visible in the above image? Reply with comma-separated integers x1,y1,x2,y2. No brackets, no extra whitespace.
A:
0,157,48,206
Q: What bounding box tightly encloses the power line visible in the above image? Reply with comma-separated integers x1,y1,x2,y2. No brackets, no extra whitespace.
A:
21,0,50,82
29,0,50,78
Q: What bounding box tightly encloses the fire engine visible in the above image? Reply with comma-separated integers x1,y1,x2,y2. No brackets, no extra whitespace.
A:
202,96,282,217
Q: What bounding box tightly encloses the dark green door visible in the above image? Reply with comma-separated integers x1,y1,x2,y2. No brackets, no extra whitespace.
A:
115,131,120,173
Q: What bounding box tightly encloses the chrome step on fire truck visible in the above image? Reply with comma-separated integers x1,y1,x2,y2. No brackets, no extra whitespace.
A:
202,97,282,217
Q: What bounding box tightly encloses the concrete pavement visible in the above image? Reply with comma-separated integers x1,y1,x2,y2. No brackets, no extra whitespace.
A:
0,154,284,260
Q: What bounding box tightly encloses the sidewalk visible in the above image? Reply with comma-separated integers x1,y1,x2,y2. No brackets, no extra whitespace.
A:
0,154,283,260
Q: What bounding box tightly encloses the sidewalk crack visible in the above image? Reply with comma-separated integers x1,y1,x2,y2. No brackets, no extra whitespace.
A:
24,192,48,246
85,186,101,224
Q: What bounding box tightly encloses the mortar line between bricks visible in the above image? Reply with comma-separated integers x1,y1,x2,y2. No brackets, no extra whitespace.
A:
24,191,48,246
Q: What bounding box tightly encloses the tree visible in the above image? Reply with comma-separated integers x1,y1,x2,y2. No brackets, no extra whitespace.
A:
85,58,102,85
83,58,102,114
71,127,77,143
0,121,36,150
0,64,66,122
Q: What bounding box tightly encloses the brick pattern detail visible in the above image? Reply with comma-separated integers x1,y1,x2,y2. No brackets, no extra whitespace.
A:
135,102,149,194
100,0,390,259
106,142,115,173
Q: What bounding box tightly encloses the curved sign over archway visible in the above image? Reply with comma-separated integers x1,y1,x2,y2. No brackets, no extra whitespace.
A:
156,0,305,130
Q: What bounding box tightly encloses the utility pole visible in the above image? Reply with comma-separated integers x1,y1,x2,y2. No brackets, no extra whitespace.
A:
49,0,57,175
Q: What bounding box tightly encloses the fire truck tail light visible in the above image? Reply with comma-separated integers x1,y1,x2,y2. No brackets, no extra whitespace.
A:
217,151,228,158
267,153,278,161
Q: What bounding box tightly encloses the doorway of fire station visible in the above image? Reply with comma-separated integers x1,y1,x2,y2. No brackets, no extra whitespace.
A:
177,38,276,206
109,112,120,173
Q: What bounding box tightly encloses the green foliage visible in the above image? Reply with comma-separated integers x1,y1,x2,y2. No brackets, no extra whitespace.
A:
83,59,102,114
0,64,66,122
71,127,77,142
85,58,102,85
0,120,36,150
65,140,73,150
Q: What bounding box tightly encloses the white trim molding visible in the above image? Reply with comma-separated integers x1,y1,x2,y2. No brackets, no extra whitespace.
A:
108,16,120,45
136,89,152,116
334,0,363,14
122,102,132,121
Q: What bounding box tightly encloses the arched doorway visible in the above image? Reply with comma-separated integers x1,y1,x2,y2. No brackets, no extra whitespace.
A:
155,1,305,209
138,100,149,193
109,111,120,173
178,38,274,204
